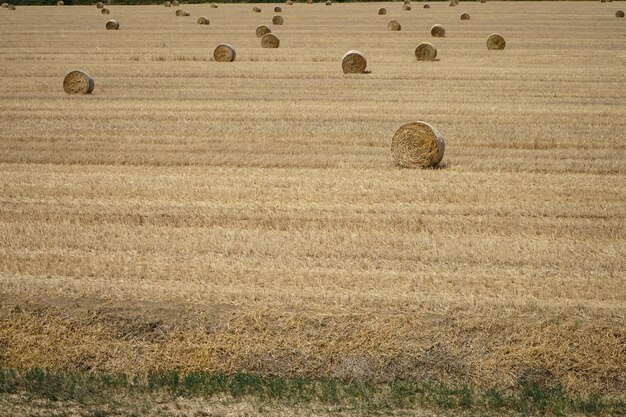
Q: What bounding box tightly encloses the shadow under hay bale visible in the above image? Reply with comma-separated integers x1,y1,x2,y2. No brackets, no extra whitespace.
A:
63,70,94,95
391,121,445,168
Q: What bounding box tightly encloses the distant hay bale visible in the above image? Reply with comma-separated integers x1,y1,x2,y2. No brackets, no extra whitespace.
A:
449,1,456,6
307,0,312,3
486,33,506,50
63,70,95,95
403,0,410,4
480,0,486,3
378,7,386,15
214,43,236,62
164,1,171,6
256,25,271,37
326,1,331,5
600,0,606,3
272,15,284,25
423,4,430,8
274,6,281,12
57,1,64,6
252,6,261,12
286,0,293,4
341,50,367,74
172,0,179,5
175,9,189,16
616,10,625,17
431,24,445,37
403,4,411,10
8,3,15,9
210,3,218,7
388,20,401,31
101,7,109,14
105,19,119,30
197,16,209,24
391,121,445,168
460,12,470,20
415,42,437,61
261,33,280,48
96,2,103,8
1,2,8,7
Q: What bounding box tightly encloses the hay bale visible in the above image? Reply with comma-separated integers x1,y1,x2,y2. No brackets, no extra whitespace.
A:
341,50,367,74
325,1,331,5
172,0,179,5
210,3,218,7
164,1,171,6
378,7,386,15
256,25,271,38
274,6,281,12
388,20,401,31
252,6,261,12
460,12,470,20
57,1,64,6
600,0,606,3
197,16,209,24
480,0,486,3
105,19,119,30
423,4,430,8
176,9,189,16
214,43,236,62
286,0,293,4
391,121,445,168
1,2,8,7
261,33,280,48
449,1,456,6
431,24,445,37
403,4,411,10
63,70,95,95
616,10,625,17
486,33,505,50
8,3,15,9
307,0,312,3
415,42,437,61
96,2,103,8
101,7,109,14
272,15,283,25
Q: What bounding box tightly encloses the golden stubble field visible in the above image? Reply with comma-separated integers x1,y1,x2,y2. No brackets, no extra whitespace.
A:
0,0,625,398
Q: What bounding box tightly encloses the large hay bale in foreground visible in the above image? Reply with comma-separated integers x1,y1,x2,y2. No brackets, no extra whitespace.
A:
96,2,103,8
256,25,271,38
460,12,470,20
214,44,236,62
388,20,401,31
487,33,506,50
431,24,445,37
391,121,445,168
272,15,284,25
403,4,411,10
616,10,625,17
101,7,109,14
252,6,261,12
63,70,94,95
341,50,367,74
164,1,171,6
378,7,386,15
423,3,430,8
415,42,437,61
274,6,281,12
105,19,119,30
261,33,280,48
197,16,209,24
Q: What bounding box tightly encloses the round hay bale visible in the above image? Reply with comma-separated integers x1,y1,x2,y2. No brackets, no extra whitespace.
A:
261,33,280,48
403,4,411,10
164,1,171,6
210,3,218,7
63,70,95,95
486,33,505,50
341,50,367,74
431,24,445,37
175,9,183,15
388,20,401,31
286,0,293,4
391,121,445,168
96,2,103,8
460,12,470,20
8,4,15,9
214,43,236,62
423,3,430,8
101,7,109,14
181,11,190,16
1,2,8,7
325,1,331,5
197,16,209,24
105,19,119,30
378,7,386,15
307,0,313,4
252,6,261,12
616,10,625,17
415,42,437,61
172,0,179,5
480,0,486,3
256,25,271,38
272,15,283,25
600,0,606,3
57,1,64,6
449,1,456,6
274,6,281,12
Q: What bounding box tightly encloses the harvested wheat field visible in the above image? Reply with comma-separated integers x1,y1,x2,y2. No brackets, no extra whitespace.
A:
0,1,625,415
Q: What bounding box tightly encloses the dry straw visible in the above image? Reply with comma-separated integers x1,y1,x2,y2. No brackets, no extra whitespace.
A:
487,33,506,50
274,6,281,12
423,3,430,8
197,16,209,24
272,15,284,25
261,33,280,48
415,42,437,61
616,10,625,17
256,25,271,38
388,20,401,31
252,6,261,12
403,4,411,10
164,1,171,6
378,7,386,15
210,3,218,7
431,24,445,37
105,19,119,30
460,13,470,20
101,8,109,14
391,121,445,168
214,44,236,62
341,50,367,74
96,2,103,8
63,70,95,95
